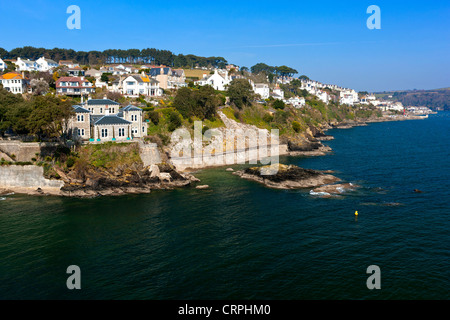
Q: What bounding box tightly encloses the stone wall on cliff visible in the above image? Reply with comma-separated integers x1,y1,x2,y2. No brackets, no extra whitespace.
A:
0,165,64,190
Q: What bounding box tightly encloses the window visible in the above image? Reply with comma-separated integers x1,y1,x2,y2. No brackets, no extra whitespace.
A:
100,108,103,114
77,115,84,122
101,128,108,138
118,128,125,137
142,126,145,133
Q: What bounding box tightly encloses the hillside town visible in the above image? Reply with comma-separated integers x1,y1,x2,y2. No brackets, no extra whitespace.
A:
0,53,433,144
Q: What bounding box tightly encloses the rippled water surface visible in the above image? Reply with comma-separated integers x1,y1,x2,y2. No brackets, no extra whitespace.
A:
0,112,449,299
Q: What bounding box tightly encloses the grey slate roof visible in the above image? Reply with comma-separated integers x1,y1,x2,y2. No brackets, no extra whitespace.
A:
94,115,132,126
149,67,170,76
87,99,120,106
72,105,90,113
121,105,143,112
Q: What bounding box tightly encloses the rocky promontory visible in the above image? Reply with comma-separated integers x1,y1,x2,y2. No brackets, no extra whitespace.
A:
58,163,198,197
233,164,341,190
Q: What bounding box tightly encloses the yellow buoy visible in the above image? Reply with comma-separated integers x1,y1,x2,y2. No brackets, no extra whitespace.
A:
355,211,359,216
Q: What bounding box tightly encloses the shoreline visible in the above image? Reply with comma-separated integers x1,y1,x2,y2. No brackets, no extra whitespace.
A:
0,114,430,198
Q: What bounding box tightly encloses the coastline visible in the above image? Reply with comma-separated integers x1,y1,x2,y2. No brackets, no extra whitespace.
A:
0,113,430,198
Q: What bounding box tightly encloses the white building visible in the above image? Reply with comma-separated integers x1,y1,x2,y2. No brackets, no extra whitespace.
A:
0,58,6,72
0,72,29,94
14,57,38,72
340,89,359,105
316,90,329,104
272,85,285,99
36,57,58,72
56,76,95,96
253,83,270,99
285,96,306,108
195,69,231,91
122,73,161,97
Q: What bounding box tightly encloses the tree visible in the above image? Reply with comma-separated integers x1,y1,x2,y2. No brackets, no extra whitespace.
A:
227,79,254,109
193,85,221,120
101,73,109,83
299,75,310,81
30,79,49,95
173,87,196,119
167,110,182,132
272,99,286,110
27,96,74,140
173,85,220,120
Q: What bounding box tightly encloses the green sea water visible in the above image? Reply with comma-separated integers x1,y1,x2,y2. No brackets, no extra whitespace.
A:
0,112,449,299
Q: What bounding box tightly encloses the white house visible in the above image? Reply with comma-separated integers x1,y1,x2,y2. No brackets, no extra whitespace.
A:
0,58,6,72
0,72,29,94
285,96,306,108
36,57,58,72
122,73,161,97
14,58,38,72
272,85,285,99
316,90,329,104
195,69,231,91
253,83,270,99
340,89,359,105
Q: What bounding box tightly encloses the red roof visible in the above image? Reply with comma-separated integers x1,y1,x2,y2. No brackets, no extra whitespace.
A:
56,77,92,88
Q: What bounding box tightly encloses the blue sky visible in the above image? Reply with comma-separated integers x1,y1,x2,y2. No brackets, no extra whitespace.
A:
0,0,449,92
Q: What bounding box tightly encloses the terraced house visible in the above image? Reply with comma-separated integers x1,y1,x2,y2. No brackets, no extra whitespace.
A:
69,98,148,142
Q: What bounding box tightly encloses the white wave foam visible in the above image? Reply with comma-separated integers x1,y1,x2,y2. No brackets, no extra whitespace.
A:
0,197,6,201
309,191,331,196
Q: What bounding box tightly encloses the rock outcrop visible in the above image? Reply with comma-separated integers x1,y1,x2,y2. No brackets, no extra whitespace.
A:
233,164,340,190
59,162,195,198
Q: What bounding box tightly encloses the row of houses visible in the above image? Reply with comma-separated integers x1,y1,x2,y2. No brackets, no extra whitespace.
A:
0,57,59,72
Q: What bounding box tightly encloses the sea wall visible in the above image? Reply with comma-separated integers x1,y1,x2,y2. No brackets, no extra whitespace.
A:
139,142,162,167
172,144,289,171
0,165,64,192
0,141,41,162
0,141,62,162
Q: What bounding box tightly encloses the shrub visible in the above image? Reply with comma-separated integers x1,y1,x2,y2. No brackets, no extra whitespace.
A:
148,110,160,125
167,110,182,132
66,157,76,168
272,99,286,110
263,113,274,123
292,121,301,133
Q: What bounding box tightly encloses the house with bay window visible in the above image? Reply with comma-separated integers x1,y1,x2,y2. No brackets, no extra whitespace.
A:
122,73,161,97
69,98,148,142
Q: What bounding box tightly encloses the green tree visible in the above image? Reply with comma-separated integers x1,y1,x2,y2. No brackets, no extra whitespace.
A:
227,79,254,109
27,96,74,140
167,110,182,132
272,99,286,110
101,73,110,83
